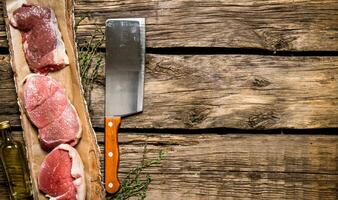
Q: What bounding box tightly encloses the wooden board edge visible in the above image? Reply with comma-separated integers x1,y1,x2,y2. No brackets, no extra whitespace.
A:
3,0,104,199
65,0,104,198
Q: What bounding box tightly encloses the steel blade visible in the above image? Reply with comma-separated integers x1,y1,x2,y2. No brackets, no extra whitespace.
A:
105,18,145,117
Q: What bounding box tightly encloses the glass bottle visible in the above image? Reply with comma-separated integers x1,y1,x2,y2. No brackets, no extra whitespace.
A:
0,121,32,200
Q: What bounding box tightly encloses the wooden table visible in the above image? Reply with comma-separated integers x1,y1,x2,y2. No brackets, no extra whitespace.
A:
0,0,338,199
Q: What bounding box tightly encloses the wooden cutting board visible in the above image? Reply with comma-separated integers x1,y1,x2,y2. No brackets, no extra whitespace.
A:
3,0,104,199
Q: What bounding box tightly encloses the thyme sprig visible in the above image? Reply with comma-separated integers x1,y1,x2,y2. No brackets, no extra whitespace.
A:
77,16,104,109
111,147,165,200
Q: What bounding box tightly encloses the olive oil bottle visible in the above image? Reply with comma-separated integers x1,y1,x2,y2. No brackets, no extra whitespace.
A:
0,121,32,200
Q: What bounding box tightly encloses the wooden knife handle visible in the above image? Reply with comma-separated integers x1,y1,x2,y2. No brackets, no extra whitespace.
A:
105,116,121,194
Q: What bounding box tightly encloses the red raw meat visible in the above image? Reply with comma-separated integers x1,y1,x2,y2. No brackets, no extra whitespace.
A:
39,104,81,151
38,144,86,200
23,74,81,151
27,89,68,129
9,4,69,74
23,74,59,111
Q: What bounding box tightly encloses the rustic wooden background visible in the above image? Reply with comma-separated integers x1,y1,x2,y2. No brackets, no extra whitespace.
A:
1,0,338,199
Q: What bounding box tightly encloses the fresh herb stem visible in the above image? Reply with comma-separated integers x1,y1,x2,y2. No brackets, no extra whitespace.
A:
110,147,165,200
76,16,105,110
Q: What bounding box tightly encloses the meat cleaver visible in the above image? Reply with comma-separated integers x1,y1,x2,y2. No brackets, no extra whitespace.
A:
105,18,145,194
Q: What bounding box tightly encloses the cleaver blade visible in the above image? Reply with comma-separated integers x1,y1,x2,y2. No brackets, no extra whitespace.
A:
105,18,145,194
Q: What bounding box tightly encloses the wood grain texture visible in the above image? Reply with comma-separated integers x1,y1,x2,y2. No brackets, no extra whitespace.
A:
1,132,338,200
0,2,6,48
0,54,337,129
74,0,338,51
0,55,18,125
0,0,338,50
104,117,121,194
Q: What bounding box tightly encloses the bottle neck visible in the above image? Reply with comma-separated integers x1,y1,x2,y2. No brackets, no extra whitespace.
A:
0,128,13,143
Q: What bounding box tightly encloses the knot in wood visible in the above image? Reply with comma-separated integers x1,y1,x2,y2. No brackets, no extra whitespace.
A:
251,77,271,88
183,107,208,128
247,111,279,129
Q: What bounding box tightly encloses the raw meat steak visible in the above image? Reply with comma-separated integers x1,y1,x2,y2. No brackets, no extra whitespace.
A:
38,144,86,200
9,3,69,74
39,104,82,151
23,74,82,151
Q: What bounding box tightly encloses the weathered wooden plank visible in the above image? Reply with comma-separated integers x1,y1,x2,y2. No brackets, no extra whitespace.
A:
1,133,338,199
0,54,337,129
74,0,338,51
0,1,338,50
91,55,338,129
0,55,19,127
74,0,335,51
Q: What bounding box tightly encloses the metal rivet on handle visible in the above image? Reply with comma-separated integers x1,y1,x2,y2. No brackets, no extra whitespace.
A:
108,182,113,188
108,122,113,127
108,152,113,157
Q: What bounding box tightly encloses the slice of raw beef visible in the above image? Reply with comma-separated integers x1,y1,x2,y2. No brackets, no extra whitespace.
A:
39,104,82,151
38,144,86,200
23,74,82,151
9,3,69,74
